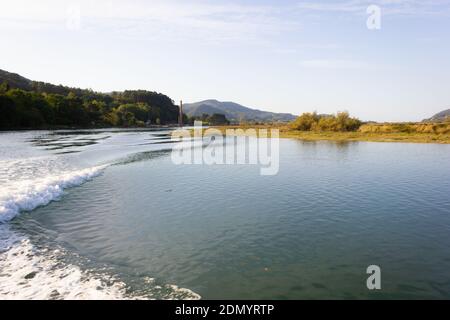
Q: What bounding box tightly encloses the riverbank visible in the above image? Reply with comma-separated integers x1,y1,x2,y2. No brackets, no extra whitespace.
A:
209,124,450,144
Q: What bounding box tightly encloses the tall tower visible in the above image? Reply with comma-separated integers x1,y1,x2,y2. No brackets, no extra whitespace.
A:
179,100,183,127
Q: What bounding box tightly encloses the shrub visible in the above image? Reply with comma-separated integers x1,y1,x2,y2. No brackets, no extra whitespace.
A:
290,111,362,132
290,112,319,131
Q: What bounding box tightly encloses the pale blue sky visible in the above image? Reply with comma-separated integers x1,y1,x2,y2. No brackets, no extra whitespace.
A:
1,0,449,121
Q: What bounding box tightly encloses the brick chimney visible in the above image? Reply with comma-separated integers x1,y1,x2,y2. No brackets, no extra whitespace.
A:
179,100,183,127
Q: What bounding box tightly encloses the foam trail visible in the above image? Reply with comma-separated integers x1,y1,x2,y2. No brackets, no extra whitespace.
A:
0,224,201,300
0,231,129,300
0,131,203,300
0,165,107,223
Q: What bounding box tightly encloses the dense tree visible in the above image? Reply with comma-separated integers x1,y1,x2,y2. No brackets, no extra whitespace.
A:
0,81,180,129
112,90,179,124
0,81,10,93
3,89,48,127
0,95,17,127
83,100,107,124
186,113,230,125
208,113,230,125
289,112,319,131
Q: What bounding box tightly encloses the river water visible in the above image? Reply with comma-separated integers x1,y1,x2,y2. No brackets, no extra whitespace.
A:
1,129,450,299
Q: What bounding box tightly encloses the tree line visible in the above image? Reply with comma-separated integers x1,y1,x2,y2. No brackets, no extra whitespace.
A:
187,113,230,125
0,81,180,129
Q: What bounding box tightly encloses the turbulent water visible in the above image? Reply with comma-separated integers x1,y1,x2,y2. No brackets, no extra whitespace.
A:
0,129,200,300
1,129,450,299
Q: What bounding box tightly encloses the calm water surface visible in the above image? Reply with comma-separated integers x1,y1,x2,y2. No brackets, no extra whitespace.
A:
1,129,450,299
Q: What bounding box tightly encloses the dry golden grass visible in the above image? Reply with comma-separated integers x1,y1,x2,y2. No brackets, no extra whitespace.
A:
359,122,450,134
207,123,450,144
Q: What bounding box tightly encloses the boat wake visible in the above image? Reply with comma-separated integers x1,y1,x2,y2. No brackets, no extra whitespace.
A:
0,165,107,223
0,225,200,300
0,131,202,300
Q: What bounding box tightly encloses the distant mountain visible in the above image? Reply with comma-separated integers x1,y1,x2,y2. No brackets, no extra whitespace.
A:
183,100,296,123
423,109,450,122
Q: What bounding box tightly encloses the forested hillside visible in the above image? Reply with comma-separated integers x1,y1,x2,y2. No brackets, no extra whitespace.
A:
0,69,179,129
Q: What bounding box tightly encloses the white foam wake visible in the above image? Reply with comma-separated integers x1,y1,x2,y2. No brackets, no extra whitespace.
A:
0,225,201,300
0,166,106,223
0,224,129,300
0,241,127,299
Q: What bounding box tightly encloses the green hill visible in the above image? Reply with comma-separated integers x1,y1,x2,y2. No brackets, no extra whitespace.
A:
0,69,179,129
183,99,296,123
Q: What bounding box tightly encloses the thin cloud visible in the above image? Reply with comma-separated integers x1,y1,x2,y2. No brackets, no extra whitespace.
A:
0,0,300,45
2,0,448,47
299,59,370,69
296,0,450,17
